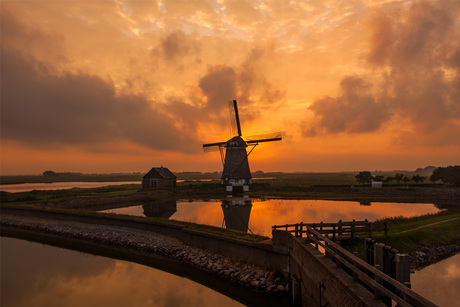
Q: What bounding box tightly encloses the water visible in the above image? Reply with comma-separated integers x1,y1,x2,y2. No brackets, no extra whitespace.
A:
0,237,244,307
412,253,460,306
101,199,441,237
2,237,458,307
0,181,140,192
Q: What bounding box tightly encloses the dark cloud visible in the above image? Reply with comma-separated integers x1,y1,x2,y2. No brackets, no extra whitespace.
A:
0,7,68,65
306,76,389,135
153,30,201,68
238,46,286,109
306,0,460,143
0,47,200,153
195,49,286,138
199,65,237,111
368,1,455,69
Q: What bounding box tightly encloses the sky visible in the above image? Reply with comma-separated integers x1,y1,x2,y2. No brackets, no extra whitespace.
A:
1,0,459,175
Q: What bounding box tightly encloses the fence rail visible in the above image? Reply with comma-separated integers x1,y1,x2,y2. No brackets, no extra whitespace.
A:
272,219,388,242
272,223,436,307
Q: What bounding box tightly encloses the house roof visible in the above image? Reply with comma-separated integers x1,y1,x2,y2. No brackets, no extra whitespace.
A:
143,167,177,179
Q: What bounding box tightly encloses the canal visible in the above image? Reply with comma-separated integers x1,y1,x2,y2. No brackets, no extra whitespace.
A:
2,235,459,306
0,236,245,307
101,198,442,237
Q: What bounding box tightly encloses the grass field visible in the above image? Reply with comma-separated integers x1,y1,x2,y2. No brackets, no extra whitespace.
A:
1,170,439,186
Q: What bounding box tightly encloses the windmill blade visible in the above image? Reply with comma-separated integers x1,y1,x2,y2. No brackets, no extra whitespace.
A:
232,100,242,136
203,141,227,148
203,142,226,165
228,100,242,137
203,146,221,152
228,100,237,137
245,132,282,144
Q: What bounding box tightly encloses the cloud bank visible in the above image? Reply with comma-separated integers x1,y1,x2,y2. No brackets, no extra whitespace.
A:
305,0,460,145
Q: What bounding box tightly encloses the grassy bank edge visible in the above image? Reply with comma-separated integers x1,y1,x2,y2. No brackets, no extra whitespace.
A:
0,204,269,243
343,211,460,261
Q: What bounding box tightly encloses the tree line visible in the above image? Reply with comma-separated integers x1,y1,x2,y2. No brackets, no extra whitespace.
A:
355,165,460,187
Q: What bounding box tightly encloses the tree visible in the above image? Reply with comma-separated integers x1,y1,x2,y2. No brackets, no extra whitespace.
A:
444,166,460,187
430,167,445,182
43,170,57,177
394,173,404,184
355,171,373,185
403,176,410,184
374,175,384,181
412,174,426,184
385,176,395,183
430,165,460,187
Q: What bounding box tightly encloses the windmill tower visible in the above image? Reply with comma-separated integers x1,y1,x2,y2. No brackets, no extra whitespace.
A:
203,100,282,194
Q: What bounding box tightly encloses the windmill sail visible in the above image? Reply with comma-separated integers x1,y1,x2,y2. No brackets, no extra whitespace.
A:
245,132,282,144
202,99,282,194
203,141,227,148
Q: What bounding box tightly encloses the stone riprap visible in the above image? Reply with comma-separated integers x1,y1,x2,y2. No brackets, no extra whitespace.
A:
1,215,289,294
411,243,460,268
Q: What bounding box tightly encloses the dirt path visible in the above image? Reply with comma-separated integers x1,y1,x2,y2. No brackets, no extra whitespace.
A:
396,217,460,234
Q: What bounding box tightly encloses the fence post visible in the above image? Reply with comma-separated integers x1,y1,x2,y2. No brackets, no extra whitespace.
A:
365,238,374,265
295,224,299,237
373,243,385,299
351,219,356,240
299,222,303,238
338,220,342,236
395,253,411,289
333,225,336,241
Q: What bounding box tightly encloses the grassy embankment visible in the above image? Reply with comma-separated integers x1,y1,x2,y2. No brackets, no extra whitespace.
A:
343,210,460,259
1,172,459,254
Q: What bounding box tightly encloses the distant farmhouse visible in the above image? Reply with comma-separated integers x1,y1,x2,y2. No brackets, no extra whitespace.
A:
142,167,177,189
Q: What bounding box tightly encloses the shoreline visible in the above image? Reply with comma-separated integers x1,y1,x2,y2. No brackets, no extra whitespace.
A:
0,213,290,301
2,207,459,270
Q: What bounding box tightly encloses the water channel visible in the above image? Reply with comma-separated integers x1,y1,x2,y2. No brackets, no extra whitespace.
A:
101,199,442,237
2,182,459,305
2,235,459,306
0,181,140,193
0,237,245,307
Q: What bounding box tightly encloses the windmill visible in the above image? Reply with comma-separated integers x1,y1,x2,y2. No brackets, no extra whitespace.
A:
203,100,282,194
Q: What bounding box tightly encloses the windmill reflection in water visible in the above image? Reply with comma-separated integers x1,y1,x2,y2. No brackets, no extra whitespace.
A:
142,198,254,233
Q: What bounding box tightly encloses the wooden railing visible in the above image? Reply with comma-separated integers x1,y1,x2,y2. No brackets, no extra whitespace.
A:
272,219,388,242
272,224,436,307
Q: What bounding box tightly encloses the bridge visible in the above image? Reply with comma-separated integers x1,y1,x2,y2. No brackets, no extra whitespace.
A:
272,221,436,307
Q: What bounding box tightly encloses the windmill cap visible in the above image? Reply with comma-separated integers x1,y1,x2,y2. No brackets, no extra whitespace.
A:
226,136,247,147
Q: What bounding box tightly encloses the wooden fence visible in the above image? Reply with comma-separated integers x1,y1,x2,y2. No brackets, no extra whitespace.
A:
272,219,388,242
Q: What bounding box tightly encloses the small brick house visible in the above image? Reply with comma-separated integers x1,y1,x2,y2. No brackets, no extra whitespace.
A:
142,167,177,189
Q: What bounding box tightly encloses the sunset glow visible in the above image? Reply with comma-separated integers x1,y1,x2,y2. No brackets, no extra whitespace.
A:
1,0,459,175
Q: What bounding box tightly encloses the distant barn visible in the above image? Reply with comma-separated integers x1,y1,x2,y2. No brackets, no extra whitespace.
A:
142,167,177,189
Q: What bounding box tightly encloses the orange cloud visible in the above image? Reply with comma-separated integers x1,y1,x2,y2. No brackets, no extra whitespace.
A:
1,0,459,175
